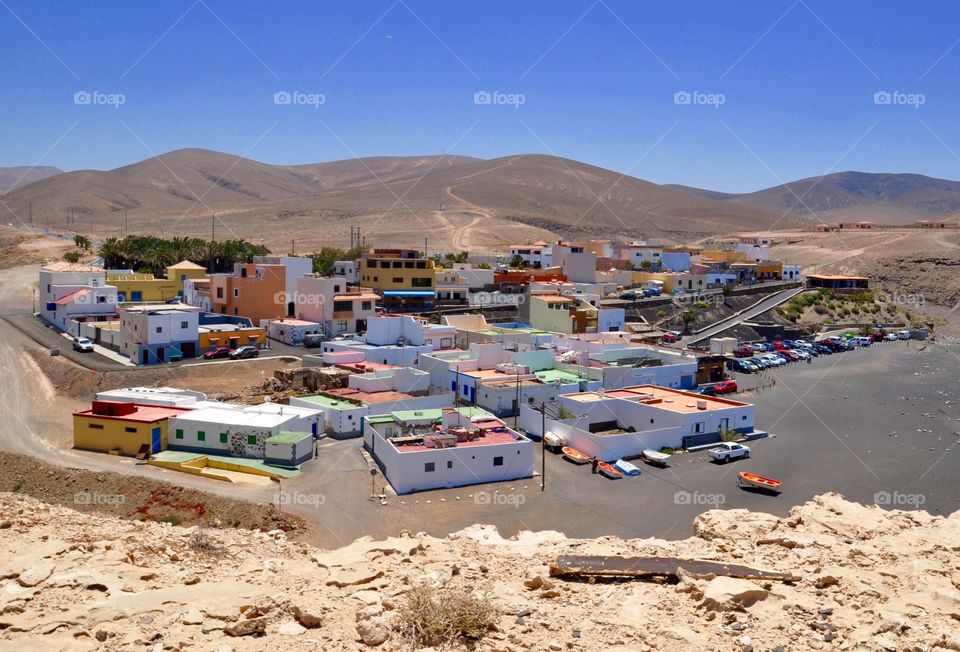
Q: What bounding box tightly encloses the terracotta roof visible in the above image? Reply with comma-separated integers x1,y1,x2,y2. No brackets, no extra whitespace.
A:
42,261,100,272
167,260,206,270
55,289,91,305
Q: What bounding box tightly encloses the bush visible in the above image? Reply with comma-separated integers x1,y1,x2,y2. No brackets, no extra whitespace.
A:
189,529,225,556
398,585,497,646
656,309,667,318
157,515,182,526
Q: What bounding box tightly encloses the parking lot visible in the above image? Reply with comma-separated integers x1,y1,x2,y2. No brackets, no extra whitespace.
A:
276,336,958,547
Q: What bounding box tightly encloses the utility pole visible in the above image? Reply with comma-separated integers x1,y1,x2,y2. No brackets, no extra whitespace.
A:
424,237,428,259
291,239,295,256
28,202,32,224
124,209,128,236
541,401,546,492
211,213,215,242
514,372,522,428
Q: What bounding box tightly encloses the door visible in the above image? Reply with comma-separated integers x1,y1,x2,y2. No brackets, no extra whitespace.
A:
157,347,165,362
151,427,161,453
131,291,142,302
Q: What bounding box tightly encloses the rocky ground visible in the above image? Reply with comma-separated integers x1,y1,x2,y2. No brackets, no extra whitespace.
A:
1,492,958,651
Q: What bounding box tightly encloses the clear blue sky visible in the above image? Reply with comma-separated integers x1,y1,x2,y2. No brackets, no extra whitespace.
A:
2,0,959,192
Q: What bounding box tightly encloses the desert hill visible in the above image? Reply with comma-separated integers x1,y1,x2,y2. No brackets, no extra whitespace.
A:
0,165,62,193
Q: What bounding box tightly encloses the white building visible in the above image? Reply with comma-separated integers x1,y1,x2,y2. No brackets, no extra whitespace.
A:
363,406,534,494
782,264,803,281
294,275,379,335
333,260,360,284
253,255,314,298
118,305,201,364
659,251,692,273
520,385,758,460
39,262,118,332
508,243,552,268
95,387,209,408
168,402,323,461
263,317,325,345
450,263,493,290
551,244,597,283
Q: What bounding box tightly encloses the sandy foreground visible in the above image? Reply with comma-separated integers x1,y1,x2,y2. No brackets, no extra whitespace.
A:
1,492,958,651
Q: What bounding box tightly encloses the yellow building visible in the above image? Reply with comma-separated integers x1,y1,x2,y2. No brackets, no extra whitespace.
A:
73,401,191,457
198,324,265,351
166,260,208,294
699,250,748,264
359,248,435,312
108,273,180,303
632,271,708,294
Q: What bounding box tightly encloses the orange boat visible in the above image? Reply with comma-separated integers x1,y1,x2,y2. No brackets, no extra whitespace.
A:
562,446,591,465
738,472,783,492
597,461,625,479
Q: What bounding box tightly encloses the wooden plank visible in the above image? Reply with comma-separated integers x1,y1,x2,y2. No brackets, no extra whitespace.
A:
549,555,799,582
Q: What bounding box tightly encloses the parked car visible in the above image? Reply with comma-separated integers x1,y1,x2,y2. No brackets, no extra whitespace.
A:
714,379,738,394
229,345,260,359
812,344,832,355
727,359,753,374
792,340,812,349
779,349,799,361
734,346,755,358
662,331,682,343
746,357,769,369
851,336,872,347
203,346,233,360
761,353,785,366
707,442,751,463
897,330,912,340
72,337,94,352
619,291,637,301
870,332,885,342
791,349,811,360
692,385,717,396
884,333,898,341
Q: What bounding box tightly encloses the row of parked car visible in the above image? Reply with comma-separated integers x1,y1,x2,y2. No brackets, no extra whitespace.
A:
726,334,889,373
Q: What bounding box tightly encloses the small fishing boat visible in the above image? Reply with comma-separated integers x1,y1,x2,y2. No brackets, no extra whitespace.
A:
544,431,567,449
613,459,642,476
640,449,672,467
562,446,591,465
597,461,625,479
737,472,783,492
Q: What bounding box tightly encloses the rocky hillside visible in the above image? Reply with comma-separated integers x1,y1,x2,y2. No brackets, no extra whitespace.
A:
1,493,958,651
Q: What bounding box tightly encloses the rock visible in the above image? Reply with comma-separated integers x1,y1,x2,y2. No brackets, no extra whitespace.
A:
17,560,54,587
278,621,306,636
182,610,204,625
183,575,201,585
0,521,11,529
701,577,770,611
356,616,391,646
549,642,562,651
326,567,384,588
95,630,108,642
224,617,267,637
293,606,323,628
815,575,840,589
523,575,553,590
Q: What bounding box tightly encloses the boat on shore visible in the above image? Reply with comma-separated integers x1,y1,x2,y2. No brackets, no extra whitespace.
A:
640,449,672,467
544,431,567,449
597,461,625,479
613,459,642,476
737,471,783,493
562,446,591,464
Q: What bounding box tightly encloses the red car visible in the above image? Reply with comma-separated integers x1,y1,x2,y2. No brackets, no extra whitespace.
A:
203,346,233,360
779,349,799,361
733,346,755,358
714,380,738,394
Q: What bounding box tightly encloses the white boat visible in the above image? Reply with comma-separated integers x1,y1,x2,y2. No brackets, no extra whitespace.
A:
613,459,642,476
543,431,567,449
641,449,672,467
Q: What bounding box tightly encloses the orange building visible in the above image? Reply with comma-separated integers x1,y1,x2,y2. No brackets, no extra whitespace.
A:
494,268,567,285
209,263,287,325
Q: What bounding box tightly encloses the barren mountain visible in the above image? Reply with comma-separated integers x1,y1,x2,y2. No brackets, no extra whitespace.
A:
0,165,62,194
673,171,960,225
0,150,794,252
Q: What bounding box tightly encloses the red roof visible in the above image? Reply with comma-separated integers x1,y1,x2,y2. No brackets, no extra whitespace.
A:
73,401,192,423
325,388,413,404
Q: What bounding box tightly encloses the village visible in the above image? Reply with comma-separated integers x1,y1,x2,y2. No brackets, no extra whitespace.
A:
24,233,930,506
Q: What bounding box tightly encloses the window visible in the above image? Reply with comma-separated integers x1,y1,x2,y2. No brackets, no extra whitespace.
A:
216,287,224,299
446,460,453,469
247,435,257,446
411,277,432,287
650,418,655,424
333,301,352,312
693,422,705,434
125,427,137,433
220,432,228,443
424,462,435,473
337,321,347,332
361,301,372,311
89,423,103,430
334,285,341,293
197,431,206,442
175,429,183,439
493,456,504,467
155,326,163,333
180,321,188,329
392,277,403,283
233,288,240,298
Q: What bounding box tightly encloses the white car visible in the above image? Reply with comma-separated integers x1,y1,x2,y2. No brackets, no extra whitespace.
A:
72,337,94,352
761,353,786,366
897,330,912,340
707,442,751,463
791,348,811,360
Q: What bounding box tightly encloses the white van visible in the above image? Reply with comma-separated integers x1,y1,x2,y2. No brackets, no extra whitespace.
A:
897,330,912,340
851,336,872,347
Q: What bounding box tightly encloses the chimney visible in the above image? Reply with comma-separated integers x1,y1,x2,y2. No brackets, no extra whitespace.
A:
697,399,707,410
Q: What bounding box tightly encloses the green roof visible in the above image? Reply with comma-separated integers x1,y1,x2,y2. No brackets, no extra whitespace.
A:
390,406,493,422
367,415,396,425
534,369,581,383
298,394,359,409
266,431,311,445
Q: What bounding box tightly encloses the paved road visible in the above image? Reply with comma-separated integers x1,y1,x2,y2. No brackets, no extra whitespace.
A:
687,286,806,344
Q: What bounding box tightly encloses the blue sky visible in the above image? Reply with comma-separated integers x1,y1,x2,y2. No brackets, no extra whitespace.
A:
2,0,960,192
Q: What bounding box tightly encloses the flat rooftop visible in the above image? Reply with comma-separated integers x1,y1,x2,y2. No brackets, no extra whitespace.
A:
563,385,748,413
75,404,192,423
325,388,414,405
